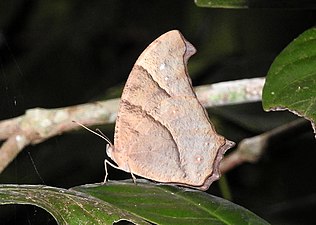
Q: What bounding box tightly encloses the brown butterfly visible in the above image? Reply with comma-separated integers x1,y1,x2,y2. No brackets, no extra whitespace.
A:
96,30,234,190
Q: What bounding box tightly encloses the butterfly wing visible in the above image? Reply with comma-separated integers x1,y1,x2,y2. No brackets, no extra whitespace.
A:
110,30,234,189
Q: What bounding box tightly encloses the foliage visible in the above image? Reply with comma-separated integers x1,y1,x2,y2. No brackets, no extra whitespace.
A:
0,180,269,224
263,27,316,132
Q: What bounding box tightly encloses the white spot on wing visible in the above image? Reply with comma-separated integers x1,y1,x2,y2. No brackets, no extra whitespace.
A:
15,135,23,142
159,63,166,70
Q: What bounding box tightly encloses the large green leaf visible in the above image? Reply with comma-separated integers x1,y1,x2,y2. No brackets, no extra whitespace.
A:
195,0,247,8
195,0,316,8
262,27,316,134
0,180,269,224
74,180,270,225
0,183,149,225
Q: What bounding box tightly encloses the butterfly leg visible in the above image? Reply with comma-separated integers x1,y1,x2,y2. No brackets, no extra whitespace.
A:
103,160,109,184
103,159,123,184
126,162,137,184
103,159,137,185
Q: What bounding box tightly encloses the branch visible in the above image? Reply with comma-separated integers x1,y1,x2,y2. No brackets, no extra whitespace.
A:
0,78,264,173
0,99,119,173
195,77,264,107
220,118,311,174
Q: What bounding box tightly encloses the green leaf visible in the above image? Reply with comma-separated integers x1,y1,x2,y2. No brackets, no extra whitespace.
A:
0,180,269,224
195,0,248,8
195,0,316,9
262,27,316,133
73,180,269,225
0,184,149,225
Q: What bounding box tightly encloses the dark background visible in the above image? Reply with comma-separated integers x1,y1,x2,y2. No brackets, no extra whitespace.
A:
0,1,315,224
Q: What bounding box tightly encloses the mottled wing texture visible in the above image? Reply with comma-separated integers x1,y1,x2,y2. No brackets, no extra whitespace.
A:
111,30,234,190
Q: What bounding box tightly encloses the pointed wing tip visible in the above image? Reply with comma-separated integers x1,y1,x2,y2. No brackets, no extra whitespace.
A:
163,30,197,57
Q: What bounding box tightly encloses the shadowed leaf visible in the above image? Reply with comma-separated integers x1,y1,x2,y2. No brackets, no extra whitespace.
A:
0,180,269,224
262,27,316,135
73,180,269,225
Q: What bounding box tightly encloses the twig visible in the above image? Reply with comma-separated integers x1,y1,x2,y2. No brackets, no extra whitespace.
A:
0,78,265,173
0,99,119,173
195,77,264,107
220,118,311,174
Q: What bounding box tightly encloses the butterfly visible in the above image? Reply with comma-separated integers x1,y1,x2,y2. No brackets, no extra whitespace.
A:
87,30,234,190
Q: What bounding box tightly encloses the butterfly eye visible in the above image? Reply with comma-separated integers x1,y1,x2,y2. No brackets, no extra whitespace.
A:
106,144,113,158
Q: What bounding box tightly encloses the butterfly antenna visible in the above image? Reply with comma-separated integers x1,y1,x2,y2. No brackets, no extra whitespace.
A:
96,128,114,147
72,121,113,146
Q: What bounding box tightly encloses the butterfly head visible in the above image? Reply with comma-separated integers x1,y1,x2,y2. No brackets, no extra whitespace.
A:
106,144,114,158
